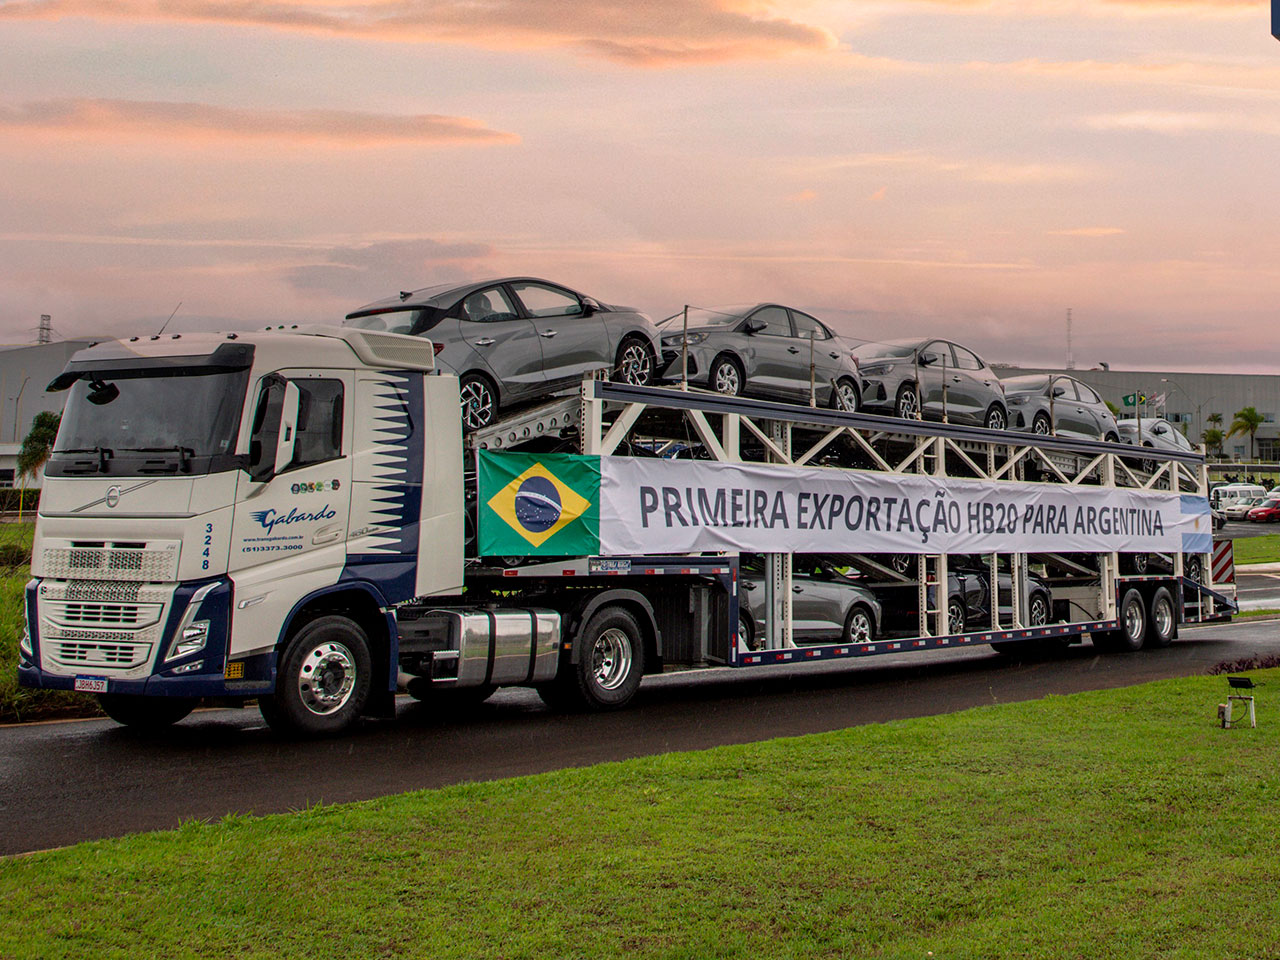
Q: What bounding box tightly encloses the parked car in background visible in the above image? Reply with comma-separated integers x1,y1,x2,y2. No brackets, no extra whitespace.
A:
1210,483,1268,511
1000,374,1119,441
345,278,661,430
1116,418,1195,454
657,304,861,410
738,557,881,649
1247,498,1280,523
1225,497,1266,521
855,338,1008,429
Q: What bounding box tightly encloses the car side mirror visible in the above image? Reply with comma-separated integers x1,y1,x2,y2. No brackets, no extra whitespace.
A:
918,353,937,367
579,297,598,317
743,320,766,335
1153,425,1167,434
1052,386,1067,397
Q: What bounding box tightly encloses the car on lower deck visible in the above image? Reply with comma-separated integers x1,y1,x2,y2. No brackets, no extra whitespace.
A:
855,338,1008,429
1000,374,1119,441
738,557,881,649
656,304,861,410
872,561,1053,636
345,277,661,431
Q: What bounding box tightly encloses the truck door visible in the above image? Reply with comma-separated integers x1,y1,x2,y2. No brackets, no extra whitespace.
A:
229,371,353,577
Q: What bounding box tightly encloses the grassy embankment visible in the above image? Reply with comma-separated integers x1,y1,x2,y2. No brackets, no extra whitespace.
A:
1232,533,1280,565
3,671,1280,959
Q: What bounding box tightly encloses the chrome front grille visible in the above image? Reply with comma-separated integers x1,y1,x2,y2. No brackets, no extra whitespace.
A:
37,579,174,677
41,542,179,582
60,602,142,625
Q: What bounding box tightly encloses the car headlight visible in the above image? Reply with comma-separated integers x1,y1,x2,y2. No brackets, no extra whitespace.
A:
1007,395,1030,405
859,362,895,377
661,332,706,347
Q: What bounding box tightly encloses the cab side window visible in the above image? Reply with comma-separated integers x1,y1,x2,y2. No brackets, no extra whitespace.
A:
289,379,344,469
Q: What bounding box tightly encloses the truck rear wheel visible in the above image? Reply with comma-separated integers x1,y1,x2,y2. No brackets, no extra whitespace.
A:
1145,587,1178,648
539,606,644,711
260,615,373,736
98,694,197,730
1095,588,1146,653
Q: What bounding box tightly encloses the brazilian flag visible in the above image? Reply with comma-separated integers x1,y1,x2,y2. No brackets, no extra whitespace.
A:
477,451,601,556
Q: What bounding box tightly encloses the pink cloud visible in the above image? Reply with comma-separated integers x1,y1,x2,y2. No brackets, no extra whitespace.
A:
0,99,519,146
0,0,837,66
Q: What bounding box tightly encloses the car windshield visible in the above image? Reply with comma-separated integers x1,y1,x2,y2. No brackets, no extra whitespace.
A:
1001,375,1050,392
854,339,922,359
660,305,754,329
1263,499,1279,508
55,370,249,459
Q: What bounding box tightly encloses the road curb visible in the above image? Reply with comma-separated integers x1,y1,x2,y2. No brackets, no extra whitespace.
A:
1237,562,1280,573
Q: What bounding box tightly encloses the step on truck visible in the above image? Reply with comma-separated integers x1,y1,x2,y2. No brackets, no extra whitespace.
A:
18,327,1236,735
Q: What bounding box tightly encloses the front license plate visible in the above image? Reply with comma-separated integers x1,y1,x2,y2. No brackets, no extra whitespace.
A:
74,676,108,693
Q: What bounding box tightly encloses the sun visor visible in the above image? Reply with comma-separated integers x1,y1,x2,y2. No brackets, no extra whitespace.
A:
47,341,255,392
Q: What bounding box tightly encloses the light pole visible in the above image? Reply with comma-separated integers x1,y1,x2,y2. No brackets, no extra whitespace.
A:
1160,377,1213,441
10,376,28,442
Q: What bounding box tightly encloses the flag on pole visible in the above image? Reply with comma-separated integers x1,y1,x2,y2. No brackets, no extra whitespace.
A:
1122,391,1147,407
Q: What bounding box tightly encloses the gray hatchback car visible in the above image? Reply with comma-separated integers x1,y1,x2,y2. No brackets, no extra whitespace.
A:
857,337,1008,429
1001,374,1120,441
656,304,862,410
345,277,662,430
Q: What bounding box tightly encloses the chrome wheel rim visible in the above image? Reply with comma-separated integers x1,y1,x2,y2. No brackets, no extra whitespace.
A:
297,641,356,716
987,407,1006,430
1154,598,1173,637
1033,415,1051,435
713,363,740,395
1125,601,1144,641
891,554,912,574
1187,558,1202,582
897,390,919,419
847,611,872,642
1030,596,1048,625
835,382,859,412
592,627,633,691
618,343,652,386
460,379,495,429
1132,554,1148,574
948,601,965,634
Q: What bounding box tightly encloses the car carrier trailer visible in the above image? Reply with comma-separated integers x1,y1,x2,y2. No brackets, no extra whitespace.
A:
18,327,1236,735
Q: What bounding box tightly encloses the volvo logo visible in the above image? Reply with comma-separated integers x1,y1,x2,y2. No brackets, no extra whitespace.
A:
105,485,122,509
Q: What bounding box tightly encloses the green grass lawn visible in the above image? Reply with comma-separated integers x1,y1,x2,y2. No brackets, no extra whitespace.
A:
3,672,1280,959
1232,533,1280,565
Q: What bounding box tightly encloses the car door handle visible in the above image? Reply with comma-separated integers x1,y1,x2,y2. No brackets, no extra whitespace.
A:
829,352,840,359
474,337,495,346
951,376,963,382
540,330,558,339
788,347,800,354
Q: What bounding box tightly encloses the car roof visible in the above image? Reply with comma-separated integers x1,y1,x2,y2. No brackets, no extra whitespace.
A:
346,276,584,319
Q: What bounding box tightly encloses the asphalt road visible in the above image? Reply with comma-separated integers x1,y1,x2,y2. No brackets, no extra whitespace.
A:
3,617,1279,857
1236,571,1280,611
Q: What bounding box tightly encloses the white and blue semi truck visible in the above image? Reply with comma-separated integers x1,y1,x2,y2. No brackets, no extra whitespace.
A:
18,328,1235,735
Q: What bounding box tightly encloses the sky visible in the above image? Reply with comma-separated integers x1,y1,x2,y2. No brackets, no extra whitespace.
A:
0,0,1278,372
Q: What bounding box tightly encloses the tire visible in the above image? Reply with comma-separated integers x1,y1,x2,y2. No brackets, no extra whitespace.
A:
709,356,744,397
890,554,913,575
614,337,655,387
1185,555,1204,583
259,615,373,736
1104,432,1119,444
985,404,1008,431
737,613,758,651
459,373,498,432
829,377,860,413
538,606,644,711
1028,591,1050,626
843,605,875,643
1032,412,1052,436
947,597,966,635
1096,588,1146,653
1125,553,1149,575
97,694,196,730
895,383,920,420
1145,586,1178,648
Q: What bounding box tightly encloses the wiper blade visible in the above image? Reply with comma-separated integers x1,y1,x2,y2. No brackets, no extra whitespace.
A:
57,447,114,474
117,446,194,474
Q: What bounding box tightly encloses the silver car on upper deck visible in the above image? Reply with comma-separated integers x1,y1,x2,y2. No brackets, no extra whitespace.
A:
1001,374,1119,441
856,337,1008,429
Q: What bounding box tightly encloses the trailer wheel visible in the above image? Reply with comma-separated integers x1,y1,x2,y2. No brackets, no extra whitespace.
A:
1096,588,1146,653
1145,587,1178,648
539,606,644,711
97,694,197,730
260,615,372,736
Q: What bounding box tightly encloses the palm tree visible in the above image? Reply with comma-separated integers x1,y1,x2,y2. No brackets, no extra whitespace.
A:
1207,411,1223,429
1227,406,1265,460
1201,427,1224,458
17,411,60,480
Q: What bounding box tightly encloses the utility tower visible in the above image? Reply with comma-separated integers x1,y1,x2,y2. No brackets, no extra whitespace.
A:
1065,308,1074,370
38,314,52,344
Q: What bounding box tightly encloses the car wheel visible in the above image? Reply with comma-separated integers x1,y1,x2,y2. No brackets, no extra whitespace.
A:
843,605,875,643
459,373,498,432
895,383,920,419
947,597,966,635
890,554,913,575
259,615,373,736
1185,555,1204,583
1095,588,1146,653
97,694,197,731
1028,592,1050,626
985,404,1008,431
830,377,860,413
1104,432,1119,443
1141,443,1156,474
737,613,758,651
709,356,744,397
1126,553,1149,575
1032,412,1052,436
614,337,655,387
1145,587,1177,648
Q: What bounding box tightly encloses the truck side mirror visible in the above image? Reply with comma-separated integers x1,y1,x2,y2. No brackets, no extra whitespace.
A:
275,381,300,473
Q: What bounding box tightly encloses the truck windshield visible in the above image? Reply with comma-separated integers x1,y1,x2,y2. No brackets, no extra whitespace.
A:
54,369,249,465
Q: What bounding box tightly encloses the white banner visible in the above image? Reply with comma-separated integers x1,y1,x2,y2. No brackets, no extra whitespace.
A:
598,458,1211,557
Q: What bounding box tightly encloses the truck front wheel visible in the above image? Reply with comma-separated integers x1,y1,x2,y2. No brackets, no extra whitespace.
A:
260,615,373,736
98,694,197,730
539,606,644,711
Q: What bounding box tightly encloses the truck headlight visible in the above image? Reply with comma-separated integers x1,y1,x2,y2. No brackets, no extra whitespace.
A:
168,620,210,661
18,622,32,661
